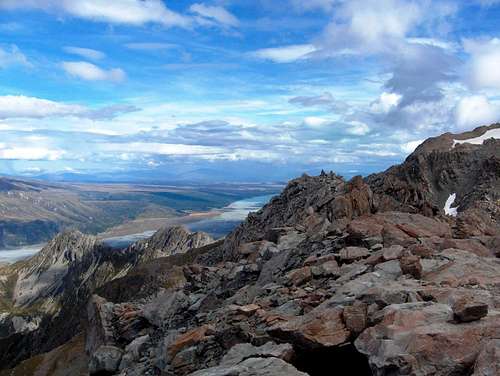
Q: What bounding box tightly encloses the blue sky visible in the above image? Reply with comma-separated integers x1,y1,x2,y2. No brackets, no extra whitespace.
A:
0,0,499,182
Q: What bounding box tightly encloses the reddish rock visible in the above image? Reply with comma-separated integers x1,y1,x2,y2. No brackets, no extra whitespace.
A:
382,245,404,261
343,302,367,335
268,307,350,348
473,339,500,376
231,304,261,316
339,247,370,262
304,254,337,267
408,244,434,258
400,253,423,279
168,325,213,358
382,224,415,247
347,217,384,241
355,302,500,376
286,267,313,286
441,238,493,257
364,250,384,266
452,297,488,323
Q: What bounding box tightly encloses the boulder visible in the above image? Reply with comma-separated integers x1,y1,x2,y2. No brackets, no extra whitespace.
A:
89,345,123,375
399,253,423,279
220,342,294,366
343,301,368,335
473,339,500,376
339,247,370,263
355,302,500,376
452,296,488,323
268,306,350,349
187,357,307,376
286,267,312,286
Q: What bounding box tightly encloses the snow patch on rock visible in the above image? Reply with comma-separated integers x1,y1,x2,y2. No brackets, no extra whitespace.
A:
444,193,458,217
453,128,500,147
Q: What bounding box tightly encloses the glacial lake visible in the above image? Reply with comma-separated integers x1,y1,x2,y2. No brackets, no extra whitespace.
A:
0,194,274,262
0,244,45,264
103,194,274,248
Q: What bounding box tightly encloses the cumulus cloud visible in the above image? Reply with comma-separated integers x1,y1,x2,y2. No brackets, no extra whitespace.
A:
252,44,317,63
320,0,422,55
190,3,239,28
455,95,499,129
0,45,30,68
370,92,402,113
463,38,500,90
62,61,125,82
384,43,458,106
0,0,190,28
63,46,105,60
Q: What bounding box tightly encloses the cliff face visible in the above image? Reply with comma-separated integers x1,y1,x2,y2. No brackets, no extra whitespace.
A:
0,226,213,368
367,124,500,218
2,125,500,376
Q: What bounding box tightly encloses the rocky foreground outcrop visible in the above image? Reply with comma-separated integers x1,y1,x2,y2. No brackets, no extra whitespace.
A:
2,124,500,376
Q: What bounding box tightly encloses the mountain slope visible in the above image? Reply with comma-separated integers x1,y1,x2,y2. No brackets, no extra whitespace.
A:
1,125,500,376
0,226,213,368
367,123,500,218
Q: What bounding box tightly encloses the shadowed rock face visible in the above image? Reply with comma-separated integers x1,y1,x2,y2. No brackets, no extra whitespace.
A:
1,125,500,376
367,124,500,219
0,226,213,369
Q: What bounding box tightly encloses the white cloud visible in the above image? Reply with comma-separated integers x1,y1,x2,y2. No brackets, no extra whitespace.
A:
370,92,402,113
303,116,329,127
0,45,30,68
463,38,500,90
400,140,423,154
407,37,458,52
0,95,137,121
0,146,65,160
252,44,317,63
190,3,239,28
321,0,422,55
0,0,190,28
346,121,370,135
62,61,125,82
102,142,224,156
455,95,499,129
0,95,84,119
64,46,105,60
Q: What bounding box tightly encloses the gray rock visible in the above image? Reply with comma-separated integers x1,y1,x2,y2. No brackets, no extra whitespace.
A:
473,339,500,376
220,342,294,366
89,345,124,375
187,357,307,376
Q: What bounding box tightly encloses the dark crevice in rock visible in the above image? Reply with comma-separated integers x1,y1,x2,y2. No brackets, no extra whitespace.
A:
292,343,372,376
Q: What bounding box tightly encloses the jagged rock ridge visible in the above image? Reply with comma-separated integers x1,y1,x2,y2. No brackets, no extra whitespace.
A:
0,226,213,368
1,124,500,376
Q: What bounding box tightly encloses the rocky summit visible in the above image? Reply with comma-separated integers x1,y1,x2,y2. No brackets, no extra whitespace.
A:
1,124,499,376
